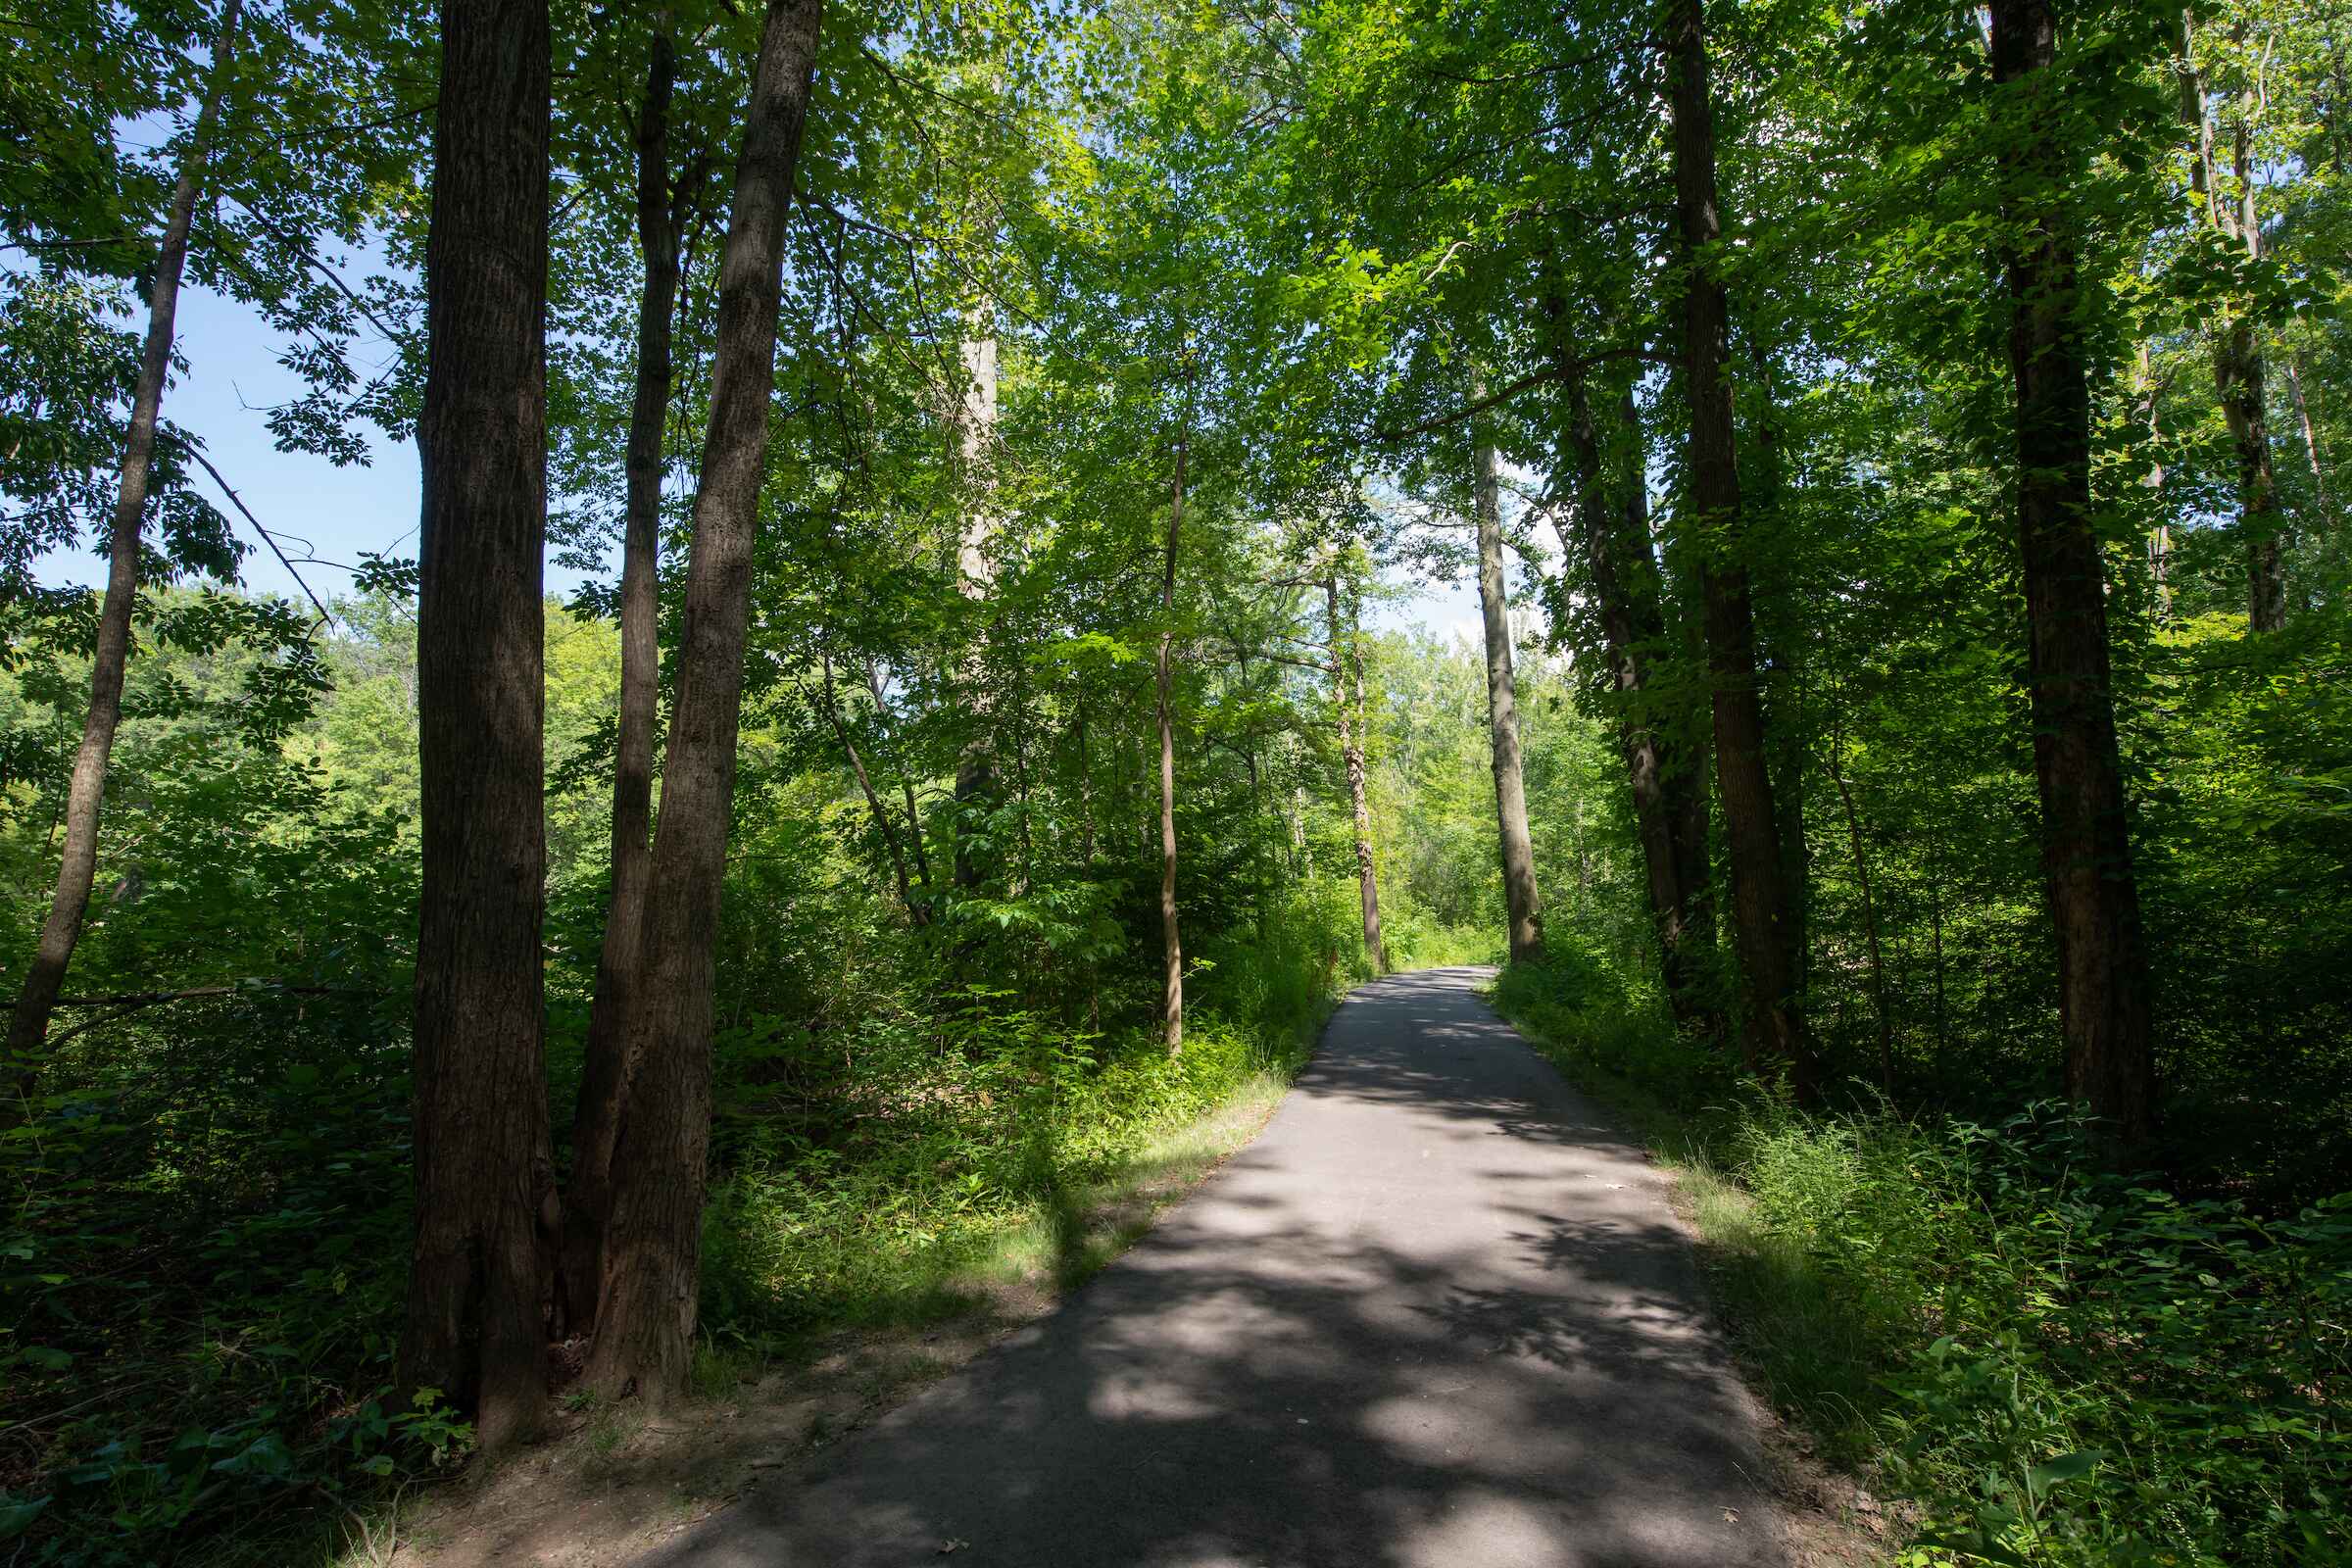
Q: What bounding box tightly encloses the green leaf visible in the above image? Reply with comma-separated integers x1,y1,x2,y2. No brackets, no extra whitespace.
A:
2023,1449,2105,1500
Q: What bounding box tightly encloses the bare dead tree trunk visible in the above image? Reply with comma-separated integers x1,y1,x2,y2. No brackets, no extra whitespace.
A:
1666,0,1813,1092
1156,395,1189,1055
1472,424,1543,965
586,0,823,1403
561,23,687,1340
1992,0,2159,1147
4,0,246,1111
399,0,555,1452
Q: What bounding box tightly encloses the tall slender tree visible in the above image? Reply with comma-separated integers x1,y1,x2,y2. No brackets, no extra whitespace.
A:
1327,572,1389,972
587,0,825,1400
1664,0,1812,1089
562,22,694,1337
4,0,246,1108
2178,15,2288,632
1472,426,1542,964
1989,0,2158,1143
1552,354,1716,1031
1157,371,1191,1054
400,0,556,1449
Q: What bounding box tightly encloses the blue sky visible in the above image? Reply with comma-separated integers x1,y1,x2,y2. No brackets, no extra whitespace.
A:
36,280,1487,644
36,277,598,605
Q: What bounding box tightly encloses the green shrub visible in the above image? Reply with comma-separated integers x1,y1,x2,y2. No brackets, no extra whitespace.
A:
1494,960,2352,1567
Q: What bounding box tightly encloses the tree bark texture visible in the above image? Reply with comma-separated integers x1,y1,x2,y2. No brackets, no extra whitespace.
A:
1666,0,1811,1089
1552,365,1716,1032
562,24,685,1339
586,0,823,1401
954,323,1000,887
1472,429,1543,965
400,0,555,1451
1991,0,2159,1145
5,0,246,1109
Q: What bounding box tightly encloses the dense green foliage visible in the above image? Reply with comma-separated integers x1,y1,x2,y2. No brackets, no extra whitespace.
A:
1497,957,2351,1566
2,0,2349,1558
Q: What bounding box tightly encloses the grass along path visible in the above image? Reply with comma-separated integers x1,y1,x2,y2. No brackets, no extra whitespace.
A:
362,1060,1306,1568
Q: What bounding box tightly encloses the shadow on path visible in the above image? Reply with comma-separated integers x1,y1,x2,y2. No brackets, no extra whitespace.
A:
649,966,1781,1568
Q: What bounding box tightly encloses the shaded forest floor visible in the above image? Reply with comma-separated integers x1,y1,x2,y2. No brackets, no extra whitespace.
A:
372,1072,1298,1568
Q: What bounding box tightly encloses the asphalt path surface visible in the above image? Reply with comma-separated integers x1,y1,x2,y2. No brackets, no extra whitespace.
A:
656,966,1783,1567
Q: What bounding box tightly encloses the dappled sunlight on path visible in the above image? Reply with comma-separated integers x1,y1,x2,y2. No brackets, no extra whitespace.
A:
649,966,1781,1568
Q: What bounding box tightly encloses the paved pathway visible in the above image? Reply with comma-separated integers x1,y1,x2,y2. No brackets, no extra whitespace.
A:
658,967,1783,1567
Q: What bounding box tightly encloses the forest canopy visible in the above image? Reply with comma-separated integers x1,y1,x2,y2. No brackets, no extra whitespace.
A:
0,0,2347,1559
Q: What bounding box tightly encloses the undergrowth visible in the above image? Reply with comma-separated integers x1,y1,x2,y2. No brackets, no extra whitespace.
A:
0,881,1356,1567
1493,955,2352,1568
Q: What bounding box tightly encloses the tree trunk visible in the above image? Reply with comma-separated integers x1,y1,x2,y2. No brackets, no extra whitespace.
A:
1472,426,1543,965
820,658,925,925
4,0,246,1111
2180,17,2288,632
586,0,823,1403
1990,0,2159,1146
2224,120,2286,632
1156,410,1188,1055
1827,715,1891,1092
561,24,684,1341
2287,356,2334,525
954,321,999,887
399,0,554,1452
1552,358,1717,1032
1665,0,1812,1090
1328,577,1388,973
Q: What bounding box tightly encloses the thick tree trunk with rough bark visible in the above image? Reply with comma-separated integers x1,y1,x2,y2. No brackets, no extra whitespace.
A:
1472,431,1543,965
1991,0,2158,1146
4,0,246,1111
562,25,685,1340
399,0,555,1451
1666,0,1811,1090
1157,418,1187,1054
586,0,823,1402
1553,367,1716,1032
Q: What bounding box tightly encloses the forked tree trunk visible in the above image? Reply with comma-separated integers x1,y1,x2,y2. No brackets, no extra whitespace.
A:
1665,0,1812,1091
1553,365,1717,1033
4,0,246,1111
1156,414,1188,1055
586,0,824,1403
400,0,555,1451
1327,577,1389,973
562,24,686,1340
1472,429,1543,965
1990,0,2158,1146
